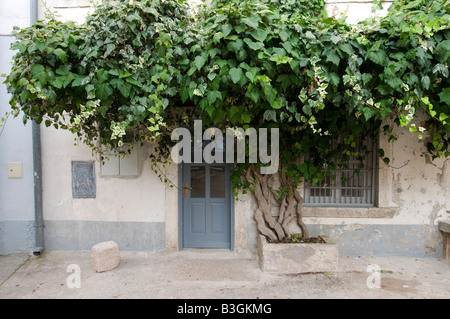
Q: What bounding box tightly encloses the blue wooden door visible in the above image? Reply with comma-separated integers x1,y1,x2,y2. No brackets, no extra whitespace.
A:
182,163,231,249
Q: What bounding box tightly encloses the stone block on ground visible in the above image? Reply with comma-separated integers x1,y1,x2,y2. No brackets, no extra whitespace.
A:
91,241,120,273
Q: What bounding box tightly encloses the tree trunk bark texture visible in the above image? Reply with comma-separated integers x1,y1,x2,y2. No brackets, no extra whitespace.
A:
246,165,309,243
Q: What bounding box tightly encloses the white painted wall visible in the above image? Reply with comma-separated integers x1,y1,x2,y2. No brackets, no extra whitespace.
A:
0,0,35,253
41,128,166,223
325,0,393,24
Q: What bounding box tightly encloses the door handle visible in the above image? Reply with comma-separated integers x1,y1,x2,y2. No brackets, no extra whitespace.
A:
184,183,193,197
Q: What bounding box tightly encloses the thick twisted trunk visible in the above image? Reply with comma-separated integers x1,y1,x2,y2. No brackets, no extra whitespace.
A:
246,165,309,242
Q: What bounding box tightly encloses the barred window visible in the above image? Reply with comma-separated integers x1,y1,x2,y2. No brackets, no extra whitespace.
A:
304,138,377,206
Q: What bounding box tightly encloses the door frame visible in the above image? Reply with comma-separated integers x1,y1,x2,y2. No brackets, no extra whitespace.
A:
177,163,235,251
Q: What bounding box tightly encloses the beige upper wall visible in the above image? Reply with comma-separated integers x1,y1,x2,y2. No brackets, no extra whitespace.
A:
41,128,166,223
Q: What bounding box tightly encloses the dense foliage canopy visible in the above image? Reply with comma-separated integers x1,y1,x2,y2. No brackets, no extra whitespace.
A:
3,0,450,240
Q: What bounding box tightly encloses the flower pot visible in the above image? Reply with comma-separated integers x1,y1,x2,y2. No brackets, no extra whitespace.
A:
257,235,339,274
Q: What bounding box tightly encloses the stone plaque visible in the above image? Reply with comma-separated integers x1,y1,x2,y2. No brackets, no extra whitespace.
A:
72,161,96,199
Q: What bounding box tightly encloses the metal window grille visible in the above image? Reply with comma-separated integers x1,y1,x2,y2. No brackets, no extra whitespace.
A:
304,138,377,206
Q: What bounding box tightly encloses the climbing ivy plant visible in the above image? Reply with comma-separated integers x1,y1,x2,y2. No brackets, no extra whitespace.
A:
3,0,450,242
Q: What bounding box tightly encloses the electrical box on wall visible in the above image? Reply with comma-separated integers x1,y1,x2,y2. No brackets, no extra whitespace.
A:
101,144,139,177
7,162,23,179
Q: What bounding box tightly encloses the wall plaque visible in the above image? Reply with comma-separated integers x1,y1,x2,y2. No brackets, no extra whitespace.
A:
71,161,96,199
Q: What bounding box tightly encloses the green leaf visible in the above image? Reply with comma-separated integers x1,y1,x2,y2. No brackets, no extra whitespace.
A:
227,105,240,121
436,40,450,61
241,113,251,123
207,90,222,104
120,71,132,79
243,38,264,51
207,72,217,81
104,43,116,58
261,81,276,104
433,64,449,78
51,78,64,89
245,86,261,103
53,48,68,63
304,31,316,40
229,67,244,84
30,64,45,77
194,55,207,71
327,72,340,86
250,29,268,42
326,51,340,66
263,109,276,122
421,76,430,90
187,67,196,76
47,90,57,104
245,67,259,83
36,41,47,52
375,84,393,95
31,64,48,86
404,0,421,9
386,76,403,89
366,50,387,65
19,90,29,103
97,69,109,83
338,43,353,55
241,16,260,29
362,107,377,121
204,103,215,116
279,29,289,42
271,98,283,110
362,73,373,85
118,83,132,98
438,89,450,105
227,39,244,53
71,75,87,87
180,86,189,103
222,23,232,37
213,32,225,43
95,83,113,101
330,34,342,44
126,78,143,87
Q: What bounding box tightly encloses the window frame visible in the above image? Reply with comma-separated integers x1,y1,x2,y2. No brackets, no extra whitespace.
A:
303,137,377,207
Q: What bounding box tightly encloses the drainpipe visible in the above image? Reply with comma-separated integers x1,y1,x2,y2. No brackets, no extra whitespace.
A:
31,0,44,256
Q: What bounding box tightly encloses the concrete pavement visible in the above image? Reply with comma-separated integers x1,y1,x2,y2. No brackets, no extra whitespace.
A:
0,249,449,299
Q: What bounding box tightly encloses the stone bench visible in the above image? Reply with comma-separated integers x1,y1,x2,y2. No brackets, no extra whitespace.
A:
91,241,120,273
438,220,450,260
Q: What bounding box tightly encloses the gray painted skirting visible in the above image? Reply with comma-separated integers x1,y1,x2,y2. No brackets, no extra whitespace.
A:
1,220,444,257
43,220,165,252
247,223,444,258
0,220,35,254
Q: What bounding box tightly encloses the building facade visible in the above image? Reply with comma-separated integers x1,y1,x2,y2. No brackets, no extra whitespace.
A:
0,0,448,257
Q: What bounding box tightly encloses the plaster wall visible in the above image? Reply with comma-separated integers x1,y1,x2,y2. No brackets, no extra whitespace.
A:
0,0,35,254
302,115,449,257
325,0,393,24
40,128,167,251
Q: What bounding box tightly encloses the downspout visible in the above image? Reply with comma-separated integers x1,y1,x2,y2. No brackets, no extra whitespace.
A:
31,0,44,256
